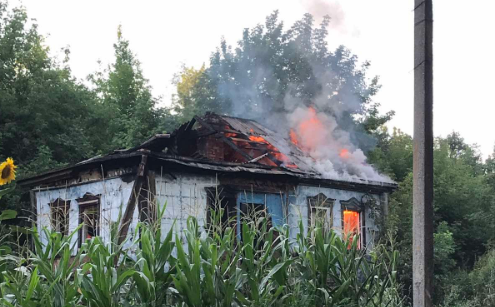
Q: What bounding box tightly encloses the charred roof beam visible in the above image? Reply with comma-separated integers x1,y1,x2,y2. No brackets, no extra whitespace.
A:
194,116,255,162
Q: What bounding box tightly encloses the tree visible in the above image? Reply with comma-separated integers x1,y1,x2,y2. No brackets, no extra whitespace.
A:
172,64,225,122
178,11,394,150
90,26,162,150
0,2,114,215
368,127,413,182
0,3,103,174
387,133,495,304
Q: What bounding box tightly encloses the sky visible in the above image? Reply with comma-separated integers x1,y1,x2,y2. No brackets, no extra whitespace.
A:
12,0,495,158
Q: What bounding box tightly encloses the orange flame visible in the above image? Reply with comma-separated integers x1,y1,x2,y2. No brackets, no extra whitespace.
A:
289,106,325,152
289,129,299,146
343,210,360,249
339,148,350,159
248,135,268,143
247,135,297,168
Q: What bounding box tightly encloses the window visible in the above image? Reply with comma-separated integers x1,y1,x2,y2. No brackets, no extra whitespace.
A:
206,187,237,236
50,199,70,236
343,210,360,248
76,193,100,246
240,202,272,229
341,197,365,249
240,202,272,246
308,193,334,233
237,192,282,243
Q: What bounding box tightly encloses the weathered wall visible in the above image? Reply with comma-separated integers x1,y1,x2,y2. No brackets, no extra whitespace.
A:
35,177,136,255
235,192,288,239
154,173,218,241
35,171,388,253
289,185,382,248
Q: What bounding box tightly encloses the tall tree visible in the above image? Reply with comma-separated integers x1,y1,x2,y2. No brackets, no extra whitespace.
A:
368,127,414,182
172,64,224,122
0,3,103,175
90,26,162,150
179,11,394,150
386,132,495,304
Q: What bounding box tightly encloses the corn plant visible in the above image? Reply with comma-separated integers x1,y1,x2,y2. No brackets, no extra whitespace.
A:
0,202,406,307
77,209,135,307
1,226,84,306
132,203,176,306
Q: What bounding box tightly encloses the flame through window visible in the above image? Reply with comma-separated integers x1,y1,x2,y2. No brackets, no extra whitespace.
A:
343,210,360,249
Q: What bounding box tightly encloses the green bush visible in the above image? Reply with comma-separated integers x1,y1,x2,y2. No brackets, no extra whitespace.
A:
439,249,495,307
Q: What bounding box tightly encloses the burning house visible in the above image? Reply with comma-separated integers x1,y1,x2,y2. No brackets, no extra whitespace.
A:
19,112,396,253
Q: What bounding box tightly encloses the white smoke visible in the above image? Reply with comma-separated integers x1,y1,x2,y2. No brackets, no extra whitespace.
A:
210,11,393,184
299,0,346,31
286,101,392,183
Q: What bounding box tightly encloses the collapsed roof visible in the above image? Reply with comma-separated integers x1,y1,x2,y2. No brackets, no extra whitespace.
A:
19,113,396,191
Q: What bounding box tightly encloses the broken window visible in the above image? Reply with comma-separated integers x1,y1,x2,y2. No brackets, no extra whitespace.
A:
240,201,272,246
308,193,334,233
241,202,272,230
205,187,237,236
50,199,70,236
76,193,101,246
341,197,365,249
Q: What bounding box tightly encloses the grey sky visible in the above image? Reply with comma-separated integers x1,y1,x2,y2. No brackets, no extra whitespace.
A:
14,0,495,158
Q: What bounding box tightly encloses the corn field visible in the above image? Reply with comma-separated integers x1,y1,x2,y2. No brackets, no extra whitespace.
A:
0,203,406,307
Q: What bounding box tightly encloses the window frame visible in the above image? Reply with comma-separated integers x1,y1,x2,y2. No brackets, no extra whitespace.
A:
205,187,237,237
76,193,101,247
340,197,366,249
307,193,335,233
235,191,285,242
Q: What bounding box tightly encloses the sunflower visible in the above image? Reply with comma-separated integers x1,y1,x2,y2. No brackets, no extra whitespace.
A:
0,158,16,186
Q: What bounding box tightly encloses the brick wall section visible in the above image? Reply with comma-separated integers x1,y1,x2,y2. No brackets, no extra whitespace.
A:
198,136,225,161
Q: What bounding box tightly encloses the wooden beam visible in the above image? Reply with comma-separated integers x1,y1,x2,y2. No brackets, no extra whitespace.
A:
413,0,434,306
30,190,37,251
117,154,148,246
228,137,259,143
218,134,254,162
185,117,196,131
194,116,254,162
265,153,283,167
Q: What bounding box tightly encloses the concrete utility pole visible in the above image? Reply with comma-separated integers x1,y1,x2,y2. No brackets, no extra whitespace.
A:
413,0,434,306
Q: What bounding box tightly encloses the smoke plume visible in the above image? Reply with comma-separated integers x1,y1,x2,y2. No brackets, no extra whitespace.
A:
299,0,345,30
209,12,393,184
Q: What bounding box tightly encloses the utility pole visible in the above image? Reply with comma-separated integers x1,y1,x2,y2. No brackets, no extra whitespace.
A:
413,0,434,306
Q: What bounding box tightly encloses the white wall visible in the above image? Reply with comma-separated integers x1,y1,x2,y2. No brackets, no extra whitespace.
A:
154,173,218,241
35,172,386,254
35,177,136,255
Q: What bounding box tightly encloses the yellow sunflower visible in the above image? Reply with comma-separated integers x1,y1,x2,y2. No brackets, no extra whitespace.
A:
0,158,16,185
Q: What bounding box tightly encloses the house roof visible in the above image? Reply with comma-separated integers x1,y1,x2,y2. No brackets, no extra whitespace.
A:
18,112,397,191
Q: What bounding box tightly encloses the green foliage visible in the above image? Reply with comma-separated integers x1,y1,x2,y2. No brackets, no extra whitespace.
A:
0,5,102,168
0,2,169,182
172,65,224,123
0,2,102,213
440,249,495,307
368,128,413,182
0,207,17,285
0,209,406,306
89,25,163,151
175,11,393,150
381,130,495,305
0,2,493,306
